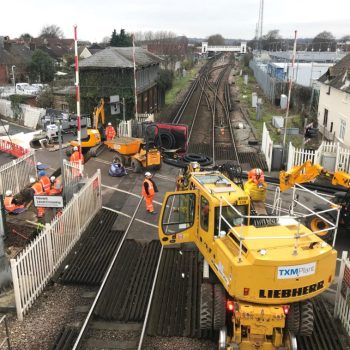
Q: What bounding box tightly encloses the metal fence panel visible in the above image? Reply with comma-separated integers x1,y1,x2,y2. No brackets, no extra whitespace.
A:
10,170,102,320
0,150,36,195
334,251,350,337
261,123,273,172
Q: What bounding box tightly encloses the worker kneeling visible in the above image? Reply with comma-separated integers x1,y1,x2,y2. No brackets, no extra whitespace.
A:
4,190,26,215
245,168,267,201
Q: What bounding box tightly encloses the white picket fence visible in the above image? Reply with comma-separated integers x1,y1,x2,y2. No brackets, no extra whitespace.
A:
287,141,350,172
261,123,273,172
0,150,36,196
10,170,102,320
334,251,350,337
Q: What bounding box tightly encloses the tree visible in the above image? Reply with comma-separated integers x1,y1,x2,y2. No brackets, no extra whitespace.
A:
27,49,55,83
207,34,225,46
39,25,64,39
156,69,174,90
19,33,32,43
339,35,350,43
313,31,336,51
110,29,133,47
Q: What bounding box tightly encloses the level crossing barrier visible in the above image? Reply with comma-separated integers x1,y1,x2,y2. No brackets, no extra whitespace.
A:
10,170,102,320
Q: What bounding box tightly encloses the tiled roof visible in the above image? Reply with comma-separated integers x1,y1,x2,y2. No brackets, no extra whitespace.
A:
0,41,33,65
318,53,350,93
78,47,161,69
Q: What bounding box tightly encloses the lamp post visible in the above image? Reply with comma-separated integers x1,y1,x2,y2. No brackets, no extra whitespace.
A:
11,65,16,93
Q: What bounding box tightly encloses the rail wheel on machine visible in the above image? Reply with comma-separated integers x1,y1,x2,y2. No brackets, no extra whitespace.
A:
213,284,226,330
286,302,300,334
131,159,142,173
200,283,213,330
299,300,314,336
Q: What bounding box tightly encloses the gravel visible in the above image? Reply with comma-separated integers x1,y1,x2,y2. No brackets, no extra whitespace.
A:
143,336,216,350
6,284,96,350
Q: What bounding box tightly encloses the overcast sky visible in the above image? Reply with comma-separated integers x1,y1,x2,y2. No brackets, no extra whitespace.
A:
3,0,350,42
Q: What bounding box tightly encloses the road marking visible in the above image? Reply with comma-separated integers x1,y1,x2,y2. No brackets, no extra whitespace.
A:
102,206,158,228
92,157,175,182
101,184,163,206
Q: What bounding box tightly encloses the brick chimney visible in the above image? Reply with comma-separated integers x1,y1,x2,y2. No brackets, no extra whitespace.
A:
3,36,11,50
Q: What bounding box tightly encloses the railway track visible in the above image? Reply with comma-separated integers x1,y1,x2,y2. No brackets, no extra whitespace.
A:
170,54,266,170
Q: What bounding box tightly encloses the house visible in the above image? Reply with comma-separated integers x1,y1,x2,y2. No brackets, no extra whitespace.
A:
0,36,33,84
79,44,103,60
78,46,163,117
317,54,350,146
30,38,75,66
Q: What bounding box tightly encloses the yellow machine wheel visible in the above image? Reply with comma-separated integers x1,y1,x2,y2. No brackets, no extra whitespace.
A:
200,283,213,330
307,214,334,242
131,159,142,173
299,300,314,336
213,284,226,330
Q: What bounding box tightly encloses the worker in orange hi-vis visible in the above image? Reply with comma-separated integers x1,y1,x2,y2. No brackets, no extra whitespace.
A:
38,170,51,195
247,168,265,187
49,176,63,195
4,190,26,214
105,122,116,141
70,146,84,177
30,177,45,218
142,172,158,215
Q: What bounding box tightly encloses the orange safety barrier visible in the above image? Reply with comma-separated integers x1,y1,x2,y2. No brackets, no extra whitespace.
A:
0,140,28,158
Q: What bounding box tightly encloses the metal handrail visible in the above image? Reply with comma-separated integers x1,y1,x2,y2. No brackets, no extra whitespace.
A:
218,183,340,260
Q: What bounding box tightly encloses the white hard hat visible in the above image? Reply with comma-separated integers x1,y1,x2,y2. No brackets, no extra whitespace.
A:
36,162,42,166
255,168,262,176
108,122,112,126
29,177,36,184
5,190,12,196
73,146,78,151
145,172,152,177
50,176,56,182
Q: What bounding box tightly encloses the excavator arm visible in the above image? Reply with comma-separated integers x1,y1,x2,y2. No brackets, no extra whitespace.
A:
93,98,105,129
280,159,350,192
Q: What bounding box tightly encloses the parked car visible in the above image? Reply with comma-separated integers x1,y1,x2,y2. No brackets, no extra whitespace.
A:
15,83,40,96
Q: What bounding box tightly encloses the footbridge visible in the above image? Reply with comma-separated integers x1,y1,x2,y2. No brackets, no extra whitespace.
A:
201,41,247,54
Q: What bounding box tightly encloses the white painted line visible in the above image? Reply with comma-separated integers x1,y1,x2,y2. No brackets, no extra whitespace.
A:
92,157,175,182
101,184,163,206
102,206,158,228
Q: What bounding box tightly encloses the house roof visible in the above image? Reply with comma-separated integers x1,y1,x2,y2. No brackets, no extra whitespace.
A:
78,46,161,69
0,38,33,65
318,53,350,93
31,38,75,60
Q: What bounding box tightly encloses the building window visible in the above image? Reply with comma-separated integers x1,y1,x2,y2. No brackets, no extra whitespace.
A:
200,196,209,232
330,122,333,133
339,120,346,140
323,109,328,127
326,86,331,95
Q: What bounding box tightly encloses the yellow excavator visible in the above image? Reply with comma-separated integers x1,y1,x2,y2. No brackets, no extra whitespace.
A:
159,165,337,350
280,160,350,242
70,98,105,157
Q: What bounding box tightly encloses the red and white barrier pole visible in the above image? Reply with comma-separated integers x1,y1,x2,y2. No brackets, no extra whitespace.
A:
74,25,83,175
132,34,138,120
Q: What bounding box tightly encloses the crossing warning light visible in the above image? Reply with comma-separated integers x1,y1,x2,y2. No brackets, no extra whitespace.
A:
221,127,225,136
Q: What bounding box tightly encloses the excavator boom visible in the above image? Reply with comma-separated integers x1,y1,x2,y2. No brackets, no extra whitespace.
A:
280,159,350,192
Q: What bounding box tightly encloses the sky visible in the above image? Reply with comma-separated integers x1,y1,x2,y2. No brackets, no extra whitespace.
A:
2,0,350,42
